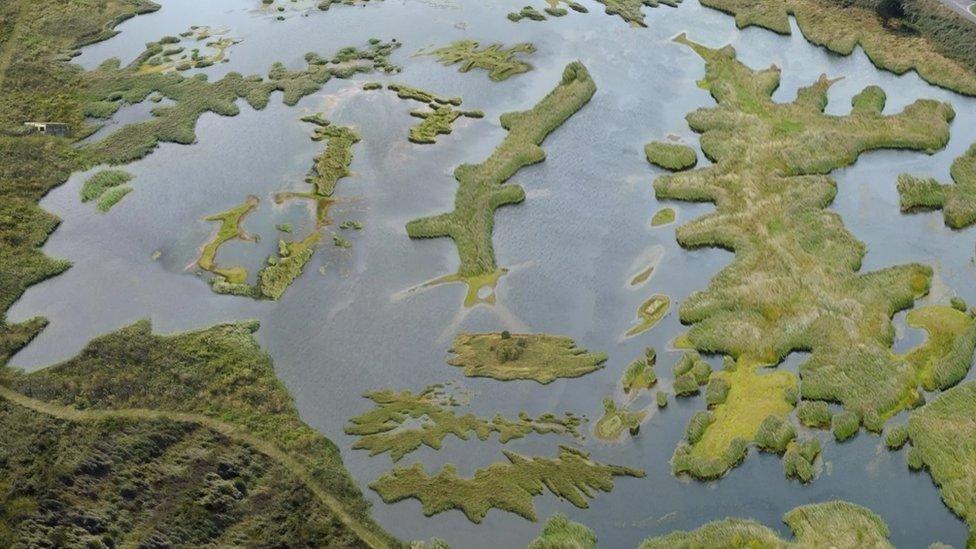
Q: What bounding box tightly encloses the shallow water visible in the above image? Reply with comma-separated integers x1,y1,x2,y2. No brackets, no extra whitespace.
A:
10,0,976,546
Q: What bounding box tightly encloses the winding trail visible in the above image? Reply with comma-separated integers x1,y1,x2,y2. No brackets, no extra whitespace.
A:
0,385,391,549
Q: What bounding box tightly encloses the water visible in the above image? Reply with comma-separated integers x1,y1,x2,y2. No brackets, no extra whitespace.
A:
9,0,976,546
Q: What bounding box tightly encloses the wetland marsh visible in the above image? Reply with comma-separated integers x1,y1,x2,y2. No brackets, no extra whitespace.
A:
4,0,976,547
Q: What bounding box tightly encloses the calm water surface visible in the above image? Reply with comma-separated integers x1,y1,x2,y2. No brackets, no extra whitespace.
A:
10,0,976,546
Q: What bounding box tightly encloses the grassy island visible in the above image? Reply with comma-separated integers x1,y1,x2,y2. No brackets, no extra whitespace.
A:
645,140,696,171
898,142,976,228
595,0,681,27
699,0,976,96
345,384,582,461
595,397,645,440
0,320,397,548
651,207,676,226
384,83,482,144
640,500,892,547
198,196,260,286
622,347,658,395
80,169,133,203
529,514,596,548
907,381,976,545
406,61,596,304
304,114,361,197
424,40,536,81
656,35,954,479
369,445,644,523
448,332,607,383
625,294,669,337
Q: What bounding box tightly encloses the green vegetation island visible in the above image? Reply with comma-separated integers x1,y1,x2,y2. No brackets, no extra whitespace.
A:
406,61,596,305
447,332,607,383
424,40,536,82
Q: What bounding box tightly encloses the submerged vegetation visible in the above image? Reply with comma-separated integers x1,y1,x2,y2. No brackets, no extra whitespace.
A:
655,34,956,479
640,500,892,547
424,40,536,81
650,207,676,226
448,332,607,383
700,0,976,96
645,140,697,171
345,384,582,461
898,142,976,228
406,61,596,303
0,320,397,547
369,445,644,523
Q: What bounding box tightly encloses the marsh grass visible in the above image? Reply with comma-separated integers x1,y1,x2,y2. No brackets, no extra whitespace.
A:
645,141,696,171
406,62,596,297
80,169,132,202
640,500,891,547
4,320,397,545
898,142,976,228
783,438,820,482
448,332,606,383
198,196,259,285
625,294,670,337
345,385,582,461
700,0,976,95
303,114,360,197
368,445,644,523
424,40,536,82
595,397,645,440
797,400,832,428
528,513,596,549
658,36,954,466
258,232,321,300
621,347,657,395
95,185,132,212
595,0,681,27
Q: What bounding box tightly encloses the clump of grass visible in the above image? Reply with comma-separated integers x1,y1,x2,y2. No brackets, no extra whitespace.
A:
80,169,133,202
783,438,821,483
424,40,536,81
656,391,668,407
625,294,670,337
832,410,860,441
406,61,596,297
645,141,696,171
409,106,463,144
885,424,910,450
529,513,596,549
387,83,461,106
508,5,548,21
699,0,976,96
362,81,383,91
685,410,715,445
276,223,293,233
705,376,729,406
621,347,657,395
898,142,976,228
952,296,968,311
903,305,976,391
96,185,132,212
672,350,711,397
640,500,891,547
333,233,352,248
650,207,675,226
258,232,321,300
657,35,954,464
596,0,681,26
345,384,581,461
595,397,645,440
448,332,606,383
754,414,797,453
339,220,363,230
797,400,832,428
369,445,644,523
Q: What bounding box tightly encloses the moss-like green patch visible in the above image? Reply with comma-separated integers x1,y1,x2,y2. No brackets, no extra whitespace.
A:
657,35,954,456
700,0,976,96
303,114,360,197
650,207,675,226
80,169,133,202
95,185,132,212
369,445,644,523
345,384,582,461
406,62,595,301
624,294,669,337
907,381,976,544
529,513,596,548
595,0,681,27
448,332,607,383
898,142,976,228
595,397,645,440
198,196,259,286
642,501,891,547
645,140,696,171
622,347,658,395
424,40,535,81
1,320,397,547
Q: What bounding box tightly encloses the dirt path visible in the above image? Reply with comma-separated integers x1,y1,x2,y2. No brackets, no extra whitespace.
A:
0,385,391,549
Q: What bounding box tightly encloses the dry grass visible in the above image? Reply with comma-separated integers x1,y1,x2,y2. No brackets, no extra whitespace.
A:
369,445,644,523
448,332,606,383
